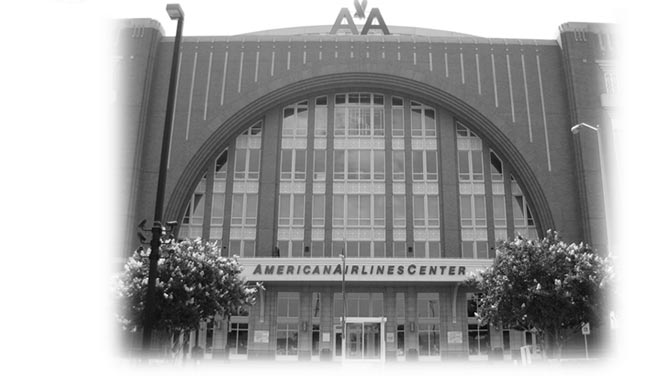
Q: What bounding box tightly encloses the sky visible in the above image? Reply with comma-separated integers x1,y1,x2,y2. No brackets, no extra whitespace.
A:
1,0,648,383
99,0,624,40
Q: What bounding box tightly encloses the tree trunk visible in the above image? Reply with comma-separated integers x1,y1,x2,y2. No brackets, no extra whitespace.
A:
554,328,563,360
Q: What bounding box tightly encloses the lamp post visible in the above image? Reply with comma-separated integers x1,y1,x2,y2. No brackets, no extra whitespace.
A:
141,3,184,354
570,122,610,255
339,247,347,361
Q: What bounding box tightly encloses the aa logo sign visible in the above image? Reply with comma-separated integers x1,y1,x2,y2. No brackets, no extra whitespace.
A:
330,0,390,35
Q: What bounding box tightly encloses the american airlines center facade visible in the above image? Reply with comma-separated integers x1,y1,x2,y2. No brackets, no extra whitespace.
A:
116,4,615,361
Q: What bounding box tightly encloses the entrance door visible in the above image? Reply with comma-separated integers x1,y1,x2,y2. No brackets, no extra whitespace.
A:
342,317,386,361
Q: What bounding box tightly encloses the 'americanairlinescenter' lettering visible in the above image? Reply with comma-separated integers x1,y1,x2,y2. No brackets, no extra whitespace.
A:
252,263,466,276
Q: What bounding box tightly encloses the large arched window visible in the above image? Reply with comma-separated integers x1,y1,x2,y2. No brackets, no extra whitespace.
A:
176,91,540,258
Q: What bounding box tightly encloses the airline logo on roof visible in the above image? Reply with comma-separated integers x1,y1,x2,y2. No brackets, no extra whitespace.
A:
331,0,390,35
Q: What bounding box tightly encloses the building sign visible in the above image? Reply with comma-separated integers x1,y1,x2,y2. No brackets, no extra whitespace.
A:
254,330,269,343
239,258,492,283
447,331,463,344
331,0,390,35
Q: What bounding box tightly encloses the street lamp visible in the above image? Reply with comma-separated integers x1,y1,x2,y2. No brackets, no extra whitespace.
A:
570,122,610,255
339,246,347,361
141,3,185,354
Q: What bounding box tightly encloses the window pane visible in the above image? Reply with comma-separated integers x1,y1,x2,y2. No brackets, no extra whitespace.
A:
471,150,484,180
394,241,406,258
428,241,440,258
374,195,385,226
246,194,257,224
393,195,406,226
426,150,437,180
424,109,435,136
374,243,385,258
295,150,306,179
393,152,405,180
279,194,290,224
413,196,425,226
249,149,260,178
460,195,472,221
243,240,255,257
411,109,422,136
314,150,326,180
360,150,371,179
412,151,423,180
462,241,474,259
281,149,292,178
414,241,426,257
427,195,439,226
334,150,345,179
458,150,470,180
374,150,385,179
348,150,359,179
311,241,324,257
392,108,404,136
475,195,486,221
293,194,305,224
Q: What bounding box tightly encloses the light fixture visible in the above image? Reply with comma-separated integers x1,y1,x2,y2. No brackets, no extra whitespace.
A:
166,4,184,20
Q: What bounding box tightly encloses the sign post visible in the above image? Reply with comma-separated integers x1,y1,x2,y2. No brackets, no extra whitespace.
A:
581,322,590,359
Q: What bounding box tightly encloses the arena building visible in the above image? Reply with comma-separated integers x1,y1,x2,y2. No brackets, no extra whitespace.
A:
115,3,616,361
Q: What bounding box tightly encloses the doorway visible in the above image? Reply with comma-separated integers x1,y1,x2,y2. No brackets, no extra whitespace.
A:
336,317,386,361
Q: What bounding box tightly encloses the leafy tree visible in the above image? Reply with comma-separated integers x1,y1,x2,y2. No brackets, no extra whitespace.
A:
116,238,260,350
466,230,613,358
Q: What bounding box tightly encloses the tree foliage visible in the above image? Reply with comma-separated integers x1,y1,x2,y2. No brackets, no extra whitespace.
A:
116,238,260,334
466,230,613,356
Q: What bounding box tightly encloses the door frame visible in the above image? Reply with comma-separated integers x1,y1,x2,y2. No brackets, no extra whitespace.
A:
340,317,387,362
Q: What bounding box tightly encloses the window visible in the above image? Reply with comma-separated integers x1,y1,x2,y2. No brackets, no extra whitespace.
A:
392,97,404,137
417,293,440,319
227,323,248,355
276,323,299,356
333,293,383,317
310,241,324,257
457,123,484,181
418,324,440,356
314,96,328,137
393,195,406,228
231,193,258,226
234,147,260,180
283,101,308,137
413,195,439,228
490,151,503,182
392,151,405,181
229,239,255,257
512,177,537,239
467,293,490,356
277,292,300,318
332,150,384,181
277,240,304,258
410,101,436,137
281,149,306,180
313,150,326,181
234,123,262,180
312,195,325,227
278,193,305,227
334,93,384,137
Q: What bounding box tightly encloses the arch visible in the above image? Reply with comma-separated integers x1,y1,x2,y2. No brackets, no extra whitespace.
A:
165,72,554,234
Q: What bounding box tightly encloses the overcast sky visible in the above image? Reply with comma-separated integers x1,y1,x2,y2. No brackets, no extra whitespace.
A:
100,0,624,39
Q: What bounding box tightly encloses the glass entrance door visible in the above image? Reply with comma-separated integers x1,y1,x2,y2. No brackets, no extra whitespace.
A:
343,317,386,361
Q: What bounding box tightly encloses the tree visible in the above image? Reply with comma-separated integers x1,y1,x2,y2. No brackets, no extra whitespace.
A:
466,230,613,358
116,238,260,352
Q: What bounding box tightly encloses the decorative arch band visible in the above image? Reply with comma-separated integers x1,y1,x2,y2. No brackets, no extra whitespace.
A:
164,72,554,233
